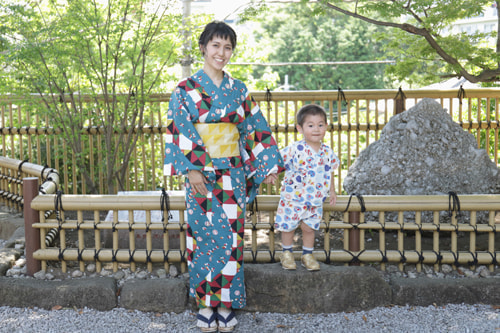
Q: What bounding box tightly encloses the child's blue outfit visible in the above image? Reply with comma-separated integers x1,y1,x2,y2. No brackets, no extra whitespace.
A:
275,140,339,231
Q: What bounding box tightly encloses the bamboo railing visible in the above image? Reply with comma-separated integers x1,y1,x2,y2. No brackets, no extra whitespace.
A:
1,88,499,194
28,192,499,274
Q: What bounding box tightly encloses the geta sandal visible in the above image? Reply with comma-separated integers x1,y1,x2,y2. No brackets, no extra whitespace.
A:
217,310,237,332
196,311,217,332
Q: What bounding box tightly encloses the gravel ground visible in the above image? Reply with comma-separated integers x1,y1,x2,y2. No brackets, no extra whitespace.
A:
1,216,499,333
0,303,498,332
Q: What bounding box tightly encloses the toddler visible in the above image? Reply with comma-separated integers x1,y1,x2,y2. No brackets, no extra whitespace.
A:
275,104,339,271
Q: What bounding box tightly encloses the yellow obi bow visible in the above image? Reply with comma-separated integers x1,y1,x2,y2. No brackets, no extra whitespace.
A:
194,123,240,158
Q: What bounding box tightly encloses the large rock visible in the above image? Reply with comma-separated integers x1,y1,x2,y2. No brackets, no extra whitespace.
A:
344,98,500,196
343,98,500,222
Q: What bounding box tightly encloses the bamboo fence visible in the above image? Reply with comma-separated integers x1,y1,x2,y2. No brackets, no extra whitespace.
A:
1,88,499,195
27,192,500,274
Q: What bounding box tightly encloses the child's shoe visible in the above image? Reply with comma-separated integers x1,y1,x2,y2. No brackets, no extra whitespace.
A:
301,253,320,271
280,251,297,270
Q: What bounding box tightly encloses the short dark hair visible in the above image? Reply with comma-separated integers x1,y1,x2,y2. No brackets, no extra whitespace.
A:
199,21,237,56
297,104,328,127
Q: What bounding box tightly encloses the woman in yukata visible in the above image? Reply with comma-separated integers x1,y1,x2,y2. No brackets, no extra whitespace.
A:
163,21,283,332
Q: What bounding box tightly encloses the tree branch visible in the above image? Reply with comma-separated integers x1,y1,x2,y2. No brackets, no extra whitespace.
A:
322,1,500,83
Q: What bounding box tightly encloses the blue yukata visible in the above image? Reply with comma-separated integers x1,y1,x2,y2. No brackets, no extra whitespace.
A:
163,69,283,309
275,140,339,231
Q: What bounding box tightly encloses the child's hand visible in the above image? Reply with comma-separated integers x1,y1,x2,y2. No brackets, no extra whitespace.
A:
329,192,337,206
263,173,278,185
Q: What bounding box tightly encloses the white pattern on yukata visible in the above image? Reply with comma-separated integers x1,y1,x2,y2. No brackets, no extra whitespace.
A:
275,140,339,231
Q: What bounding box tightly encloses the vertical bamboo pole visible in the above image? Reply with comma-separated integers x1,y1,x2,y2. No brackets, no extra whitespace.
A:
18,105,23,161
112,210,118,272
469,211,477,271
355,100,360,157
415,211,422,273
78,210,85,272
379,211,386,271
348,211,360,266
1,105,5,157
150,107,156,191
397,211,404,272
98,132,104,194
179,207,187,273
24,177,41,276
60,210,67,273
433,211,440,272
9,103,13,160
40,209,47,272
146,210,152,272
94,210,102,272
451,210,458,270
488,211,495,272
129,210,136,272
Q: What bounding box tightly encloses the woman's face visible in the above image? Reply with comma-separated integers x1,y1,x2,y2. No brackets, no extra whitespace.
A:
201,35,233,73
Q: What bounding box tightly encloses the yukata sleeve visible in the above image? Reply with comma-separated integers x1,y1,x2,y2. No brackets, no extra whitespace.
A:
280,145,293,171
163,89,214,177
329,149,340,172
238,93,284,203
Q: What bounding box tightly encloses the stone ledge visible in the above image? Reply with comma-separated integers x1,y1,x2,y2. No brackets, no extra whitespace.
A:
245,263,392,313
119,278,189,313
390,276,500,306
0,277,117,311
0,265,498,313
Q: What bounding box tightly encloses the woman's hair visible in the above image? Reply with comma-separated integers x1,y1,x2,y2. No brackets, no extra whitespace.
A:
297,104,328,127
199,21,237,55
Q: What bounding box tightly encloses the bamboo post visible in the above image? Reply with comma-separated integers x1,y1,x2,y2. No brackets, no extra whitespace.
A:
348,211,360,266
23,177,41,275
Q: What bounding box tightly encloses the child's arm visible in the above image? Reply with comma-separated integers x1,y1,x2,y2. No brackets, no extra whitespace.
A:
329,171,337,206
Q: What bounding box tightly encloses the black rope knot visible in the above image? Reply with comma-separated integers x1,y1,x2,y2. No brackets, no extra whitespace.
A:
448,191,461,218
457,84,466,104
160,188,171,222
249,198,258,216
343,193,366,213
337,87,347,107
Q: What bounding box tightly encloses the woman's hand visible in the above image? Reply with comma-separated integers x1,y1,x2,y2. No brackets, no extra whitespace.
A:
263,173,278,185
188,170,209,196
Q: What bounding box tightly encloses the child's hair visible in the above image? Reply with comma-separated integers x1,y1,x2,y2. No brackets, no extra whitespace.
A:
199,21,237,56
296,104,328,127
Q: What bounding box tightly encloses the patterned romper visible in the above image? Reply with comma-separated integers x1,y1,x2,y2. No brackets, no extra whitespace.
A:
163,69,283,309
275,140,339,231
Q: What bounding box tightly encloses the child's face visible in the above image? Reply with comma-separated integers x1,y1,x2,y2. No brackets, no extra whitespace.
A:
297,114,327,147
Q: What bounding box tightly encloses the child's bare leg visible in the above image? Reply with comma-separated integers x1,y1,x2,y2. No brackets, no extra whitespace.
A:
300,222,320,271
300,222,315,248
281,230,294,248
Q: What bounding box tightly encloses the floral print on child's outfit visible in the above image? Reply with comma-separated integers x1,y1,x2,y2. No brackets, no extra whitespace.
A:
275,140,339,231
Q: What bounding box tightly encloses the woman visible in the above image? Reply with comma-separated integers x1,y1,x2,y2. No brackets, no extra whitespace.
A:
163,21,283,332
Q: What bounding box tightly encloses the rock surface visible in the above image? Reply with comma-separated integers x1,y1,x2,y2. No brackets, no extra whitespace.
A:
343,98,500,196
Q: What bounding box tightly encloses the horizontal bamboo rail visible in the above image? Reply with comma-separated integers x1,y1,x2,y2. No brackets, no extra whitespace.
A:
0,156,59,211
28,193,499,274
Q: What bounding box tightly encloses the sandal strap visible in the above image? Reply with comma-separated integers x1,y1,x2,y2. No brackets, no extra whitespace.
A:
217,310,235,324
196,312,217,325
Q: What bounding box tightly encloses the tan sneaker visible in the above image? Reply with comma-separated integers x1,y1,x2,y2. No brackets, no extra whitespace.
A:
280,251,296,270
301,253,320,271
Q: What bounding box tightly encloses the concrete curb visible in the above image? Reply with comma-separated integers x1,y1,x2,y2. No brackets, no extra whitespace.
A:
0,264,498,313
